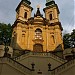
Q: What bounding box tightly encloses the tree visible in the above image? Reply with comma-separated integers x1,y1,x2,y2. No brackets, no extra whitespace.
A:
70,29,75,47
0,23,12,45
63,29,75,49
63,33,71,49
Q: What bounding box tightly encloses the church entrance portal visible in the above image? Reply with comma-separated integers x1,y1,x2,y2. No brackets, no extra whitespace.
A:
33,44,43,52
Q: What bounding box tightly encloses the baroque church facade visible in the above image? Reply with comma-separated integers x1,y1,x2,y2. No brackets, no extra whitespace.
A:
0,0,75,75
11,0,63,52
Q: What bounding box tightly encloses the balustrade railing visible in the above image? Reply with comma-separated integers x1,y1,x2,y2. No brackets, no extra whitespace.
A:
50,59,75,75
15,52,65,62
0,57,32,75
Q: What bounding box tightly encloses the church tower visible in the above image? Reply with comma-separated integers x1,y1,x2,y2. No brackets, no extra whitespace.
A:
43,0,63,51
11,0,33,50
16,0,33,21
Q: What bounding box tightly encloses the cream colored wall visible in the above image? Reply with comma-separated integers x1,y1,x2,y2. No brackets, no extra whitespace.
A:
48,36,55,50
54,25,64,50
14,23,28,50
42,26,47,51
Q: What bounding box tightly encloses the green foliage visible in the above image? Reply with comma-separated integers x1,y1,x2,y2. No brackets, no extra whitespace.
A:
0,23,12,45
63,29,75,49
70,29,75,47
63,33,70,49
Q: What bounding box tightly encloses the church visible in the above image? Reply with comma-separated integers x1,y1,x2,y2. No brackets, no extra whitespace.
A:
0,0,75,75
11,0,63,52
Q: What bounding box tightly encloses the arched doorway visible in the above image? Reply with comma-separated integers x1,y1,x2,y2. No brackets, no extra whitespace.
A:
33,44,43,52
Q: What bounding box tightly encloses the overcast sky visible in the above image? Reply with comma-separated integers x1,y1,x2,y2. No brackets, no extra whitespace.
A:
0,0,74,33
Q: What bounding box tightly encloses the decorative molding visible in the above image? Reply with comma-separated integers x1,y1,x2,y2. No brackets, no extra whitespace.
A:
16,0,33,12
33,39,44,44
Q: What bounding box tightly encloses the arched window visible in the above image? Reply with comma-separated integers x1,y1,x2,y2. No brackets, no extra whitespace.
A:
51,35,55,44
24,12,27,19
49,14,52,20
35,28,42,39
22,34,25,44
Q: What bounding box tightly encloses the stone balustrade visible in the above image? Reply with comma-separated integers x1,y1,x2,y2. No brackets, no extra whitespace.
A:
0,57,32,75
51,59,75,75
15,52,66,63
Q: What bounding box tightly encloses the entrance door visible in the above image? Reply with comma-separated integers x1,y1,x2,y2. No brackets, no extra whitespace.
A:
33,44,43,52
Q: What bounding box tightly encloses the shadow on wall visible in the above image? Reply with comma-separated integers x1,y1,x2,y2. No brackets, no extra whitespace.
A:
52,44,63,58
11,43,31,57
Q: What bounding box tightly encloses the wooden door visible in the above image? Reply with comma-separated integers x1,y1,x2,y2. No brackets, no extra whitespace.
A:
33,44,43,52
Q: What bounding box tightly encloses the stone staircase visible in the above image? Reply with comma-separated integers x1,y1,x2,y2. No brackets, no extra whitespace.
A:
0,57,32,75
0,55,74,75
14,52,66,63
50,59,75,75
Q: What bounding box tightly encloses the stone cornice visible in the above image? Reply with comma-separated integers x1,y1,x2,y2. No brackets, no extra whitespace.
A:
12,19,28,28
33,39,44,44
49,22,63,31
46,1,55,6
16,0,33,12
28,17,49,26
43,4,60,14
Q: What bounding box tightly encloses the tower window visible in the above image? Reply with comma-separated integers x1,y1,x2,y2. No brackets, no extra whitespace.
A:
24,12,27,19
51,35,55,44
49,14,52,20
22,34,25,44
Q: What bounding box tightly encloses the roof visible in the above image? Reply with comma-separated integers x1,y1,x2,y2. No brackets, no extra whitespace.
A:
16,0,33,12
34,8,43,17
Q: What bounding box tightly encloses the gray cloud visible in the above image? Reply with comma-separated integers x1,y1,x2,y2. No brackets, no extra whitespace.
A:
55,0,74,33
0,0,20,24
0,0,74,33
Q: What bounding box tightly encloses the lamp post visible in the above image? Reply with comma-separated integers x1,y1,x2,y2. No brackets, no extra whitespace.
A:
48,63,51,71
31,62,35,71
